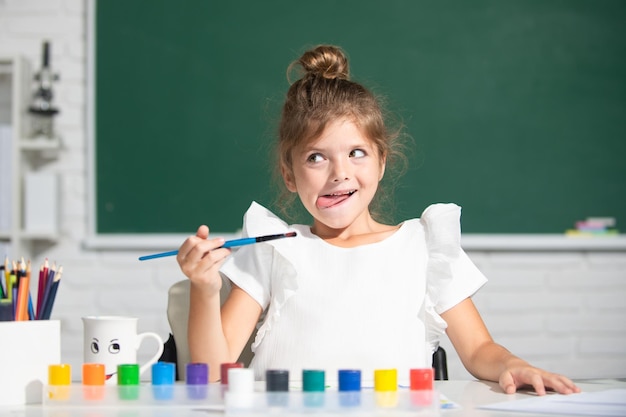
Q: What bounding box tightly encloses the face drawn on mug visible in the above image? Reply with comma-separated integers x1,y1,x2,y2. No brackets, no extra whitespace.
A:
82,316,163,384
90,336,121,357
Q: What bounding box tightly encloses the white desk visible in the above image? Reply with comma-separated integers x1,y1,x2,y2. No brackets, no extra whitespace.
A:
2,379,624,416
435,378,626,416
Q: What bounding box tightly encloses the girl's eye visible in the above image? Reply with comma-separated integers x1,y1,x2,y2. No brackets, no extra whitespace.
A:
350,149,366,158
307,153,324,163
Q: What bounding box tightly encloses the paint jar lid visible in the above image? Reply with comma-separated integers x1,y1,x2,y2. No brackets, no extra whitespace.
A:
186,362,209,385
220,362,244,385
228,368,255,393
374,369,397,392
338,369,361,391
82,363,106,386
302,369,325,392
265,369,289,391
117,364,140,385
410,368,434,391
152,362,176,385
49,364,71,386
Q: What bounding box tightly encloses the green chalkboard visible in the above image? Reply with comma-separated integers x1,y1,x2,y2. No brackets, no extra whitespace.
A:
95,0,626,234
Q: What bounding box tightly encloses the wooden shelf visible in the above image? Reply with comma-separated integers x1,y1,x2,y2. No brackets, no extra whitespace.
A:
18,230,59,241
19,137,61,151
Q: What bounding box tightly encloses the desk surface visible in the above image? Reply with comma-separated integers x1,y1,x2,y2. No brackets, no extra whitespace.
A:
2,378,625,416
435,378,626,416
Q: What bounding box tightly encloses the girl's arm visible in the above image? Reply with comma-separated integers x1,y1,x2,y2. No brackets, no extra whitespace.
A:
441,298,580,395
178,225,262,382
188,282,261,382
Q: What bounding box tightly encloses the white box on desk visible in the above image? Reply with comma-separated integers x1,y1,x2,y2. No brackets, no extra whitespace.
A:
0,320,61,405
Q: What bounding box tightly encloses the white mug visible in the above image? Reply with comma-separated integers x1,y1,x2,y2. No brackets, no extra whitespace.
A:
82,316,164,384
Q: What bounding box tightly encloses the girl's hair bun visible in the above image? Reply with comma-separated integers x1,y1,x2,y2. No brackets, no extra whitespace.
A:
298,45,350,80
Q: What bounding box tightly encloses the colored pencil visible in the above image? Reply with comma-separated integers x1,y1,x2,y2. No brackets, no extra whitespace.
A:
25,261,35,320
40,266,62,320
28,294,35,320
36,259,49,318
3,256,9,299
0,265,4,298
38,262,56,320
12,287,17,320
10,263,17,317
15,260,29,321
138,231,298,261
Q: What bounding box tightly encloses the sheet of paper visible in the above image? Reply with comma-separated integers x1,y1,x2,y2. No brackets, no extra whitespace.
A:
479,389,626,417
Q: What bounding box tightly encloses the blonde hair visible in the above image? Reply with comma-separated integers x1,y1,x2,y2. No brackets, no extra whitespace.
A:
274,45,408,223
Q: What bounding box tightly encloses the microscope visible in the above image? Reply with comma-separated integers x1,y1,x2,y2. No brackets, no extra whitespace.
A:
28,41,59,138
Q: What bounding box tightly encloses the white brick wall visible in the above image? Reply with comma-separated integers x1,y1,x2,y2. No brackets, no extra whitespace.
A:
442,253,626,380
1,1,625,382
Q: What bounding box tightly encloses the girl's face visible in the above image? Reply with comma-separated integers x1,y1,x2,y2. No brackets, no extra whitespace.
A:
282,118,386,236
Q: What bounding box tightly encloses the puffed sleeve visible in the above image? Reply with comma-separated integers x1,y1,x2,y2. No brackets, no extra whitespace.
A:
420,203,487,354
219,202,299,349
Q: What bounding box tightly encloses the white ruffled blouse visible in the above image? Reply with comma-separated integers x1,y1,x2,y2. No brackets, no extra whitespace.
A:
220,201,487,384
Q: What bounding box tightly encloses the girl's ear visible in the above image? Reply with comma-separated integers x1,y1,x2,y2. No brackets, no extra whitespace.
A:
379,154,387,182
281,164,297,192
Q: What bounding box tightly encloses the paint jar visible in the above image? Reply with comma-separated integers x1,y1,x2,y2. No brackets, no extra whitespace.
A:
48,363,71,401
82,363,105,401
186,362,209,400
338,369,362,407
266,369,289,407
226,367,255,409
302,369,325,408
374,369,398,408
117,364,140,400
409,367,435,406
151,362,176,400
220,362,244,385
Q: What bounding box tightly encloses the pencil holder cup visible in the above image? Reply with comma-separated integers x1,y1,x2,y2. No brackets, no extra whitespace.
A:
82,316,163,385
0,320,61,405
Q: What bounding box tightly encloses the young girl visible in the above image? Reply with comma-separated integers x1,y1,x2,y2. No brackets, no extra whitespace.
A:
177,45,579,395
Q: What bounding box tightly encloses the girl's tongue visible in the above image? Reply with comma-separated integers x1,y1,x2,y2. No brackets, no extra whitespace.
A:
316,191,353,209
